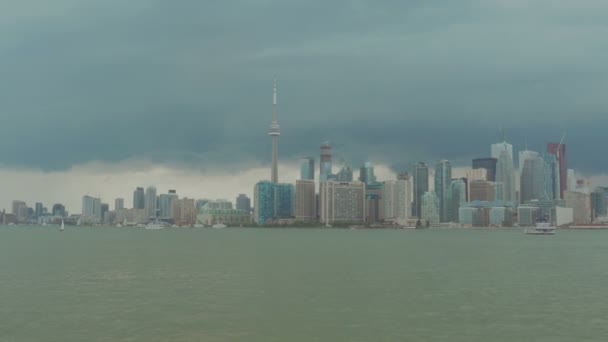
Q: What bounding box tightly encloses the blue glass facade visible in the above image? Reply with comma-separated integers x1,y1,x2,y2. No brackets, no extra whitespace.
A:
254,181,275,225
300,157,315,180
275,183,295,218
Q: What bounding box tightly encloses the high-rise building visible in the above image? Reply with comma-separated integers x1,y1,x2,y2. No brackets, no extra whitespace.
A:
319,181,366,224
547,142,567,199
544,154,560,200
336,164,353,182
158,191,178,220
470,180,496,202
35,202,43,218
491,141,513,161
320,142,332,181
383,176,411,224
495,149,516,203
434,160,452,222
518,150,540,175
253,181,293,225
449,179,466,222
564,191,591,225
81,195,102,224
295,180,316,221
567,169,576,192
472,158,497,181
12,200,28,223
359,162,377,185
412,162,429,218
268,79,281,183
196,199,209,210
115,198,124,211
300,157,315,181
421,192,440,224
133,187,145,209
52,203,66,217
520,155,545,203
174,197,196,226
101,203,109,222
275,184,294,218
236,194,251,212
591,188,607,219
365,182,384,224
144,186,157,220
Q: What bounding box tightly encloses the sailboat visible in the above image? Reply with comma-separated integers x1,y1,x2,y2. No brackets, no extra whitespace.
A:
60,219,65,232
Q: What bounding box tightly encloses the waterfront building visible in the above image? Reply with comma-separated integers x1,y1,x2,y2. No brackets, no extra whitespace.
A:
489,207,513,226
115,198,124,211
470,180,495,202
449,179,466,223
421,191,440,225
300,157,315,181
12,200,28,223
518,206,541,226
144,186,157,220
384,177,411,224
81,195,102,224
412,162,429,218
495,149,516,203
365,182,384,224
158,191,178,221
520,155,546,203
101,203,109,222
133,187,145,209
253,181,294,225
547,142,567,199
115,208,147,225
295,180,316,222
434,160,452,222
472,158,497,181
591,187,608,219
204,200,233,210
564,191,591,225
52,204,66,217
174,198,196,226
335,164,353,182
359,162,377,185
197,203,251,226
458,207,477,226
35,202,43,218
320,142,333,181
236,194,251,212
196,199,210,210
319,181,366,224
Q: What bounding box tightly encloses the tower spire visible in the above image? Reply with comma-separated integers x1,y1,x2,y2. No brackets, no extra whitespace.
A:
268,77,281,183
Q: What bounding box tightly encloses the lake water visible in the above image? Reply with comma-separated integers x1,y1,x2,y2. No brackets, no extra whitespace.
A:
1,227,607,341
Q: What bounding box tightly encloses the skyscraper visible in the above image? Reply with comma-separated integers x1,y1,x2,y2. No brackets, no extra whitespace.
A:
421,192,440,224
269,79,280,184
547,142,567,199
518,150,540,174
320,142,332,181
35,202,43,218
520,155,545,203
115,198,124,211
236,194,251,212
470,180,496,202
254,181,276,225
158,191,178,220
133,187,145,209
472,158,497,181
434,160,452,222
295,180,316,221
412,162,429,218
300,157,315,180
81,195,102,224
491,141,513,161
335,164,353,182
145,186,157,219
319,181,365,224
449,179,466,222
544,154,560,200
359,162,377,185
383,176,411,224
495,149,516,203
52,203,66,217
274,183,294,218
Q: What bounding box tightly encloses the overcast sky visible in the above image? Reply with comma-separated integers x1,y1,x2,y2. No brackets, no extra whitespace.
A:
1,0,607,210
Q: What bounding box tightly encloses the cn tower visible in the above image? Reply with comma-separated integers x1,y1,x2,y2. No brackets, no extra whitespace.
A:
268,78,280,183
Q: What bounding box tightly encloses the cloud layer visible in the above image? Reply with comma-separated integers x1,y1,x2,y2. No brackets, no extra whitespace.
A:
1,1,607,176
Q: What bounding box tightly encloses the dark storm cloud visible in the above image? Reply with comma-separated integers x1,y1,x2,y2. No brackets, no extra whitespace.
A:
1,0,607,172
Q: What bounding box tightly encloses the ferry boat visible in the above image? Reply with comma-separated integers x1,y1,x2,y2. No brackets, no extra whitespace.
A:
525,216,556,235
212,223,227,229
145,220,165,230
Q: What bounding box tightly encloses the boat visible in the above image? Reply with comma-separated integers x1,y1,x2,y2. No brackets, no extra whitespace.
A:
145,220,165,230
60,219,65,232
212,223,227,229
525,216,556,235
193,224,205,228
